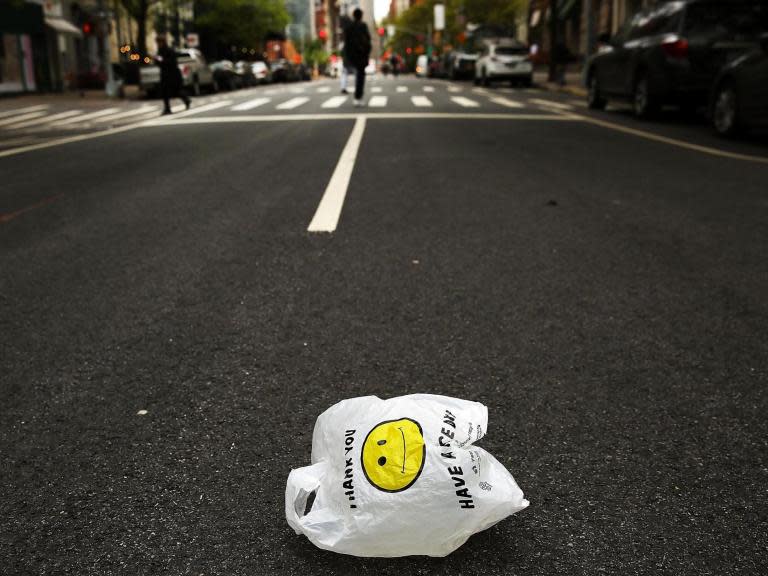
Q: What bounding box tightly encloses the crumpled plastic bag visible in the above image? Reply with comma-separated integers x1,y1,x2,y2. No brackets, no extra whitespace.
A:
285,394,529,557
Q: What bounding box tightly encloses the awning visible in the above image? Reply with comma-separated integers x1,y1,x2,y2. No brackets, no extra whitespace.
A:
45,17,82,37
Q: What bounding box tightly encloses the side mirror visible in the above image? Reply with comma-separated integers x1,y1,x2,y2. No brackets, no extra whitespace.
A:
598,33,611,44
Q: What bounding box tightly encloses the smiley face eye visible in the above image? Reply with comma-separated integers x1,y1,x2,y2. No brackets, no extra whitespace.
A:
378,456,387,466
377,439,386,445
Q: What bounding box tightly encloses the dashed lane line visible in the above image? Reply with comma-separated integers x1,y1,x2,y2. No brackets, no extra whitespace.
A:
307,116,366,233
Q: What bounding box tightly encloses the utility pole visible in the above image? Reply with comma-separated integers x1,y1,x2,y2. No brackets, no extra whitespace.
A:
98,0,118,97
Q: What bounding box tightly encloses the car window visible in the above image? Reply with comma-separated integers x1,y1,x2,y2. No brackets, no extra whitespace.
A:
495,45,528,56
684,2,768,40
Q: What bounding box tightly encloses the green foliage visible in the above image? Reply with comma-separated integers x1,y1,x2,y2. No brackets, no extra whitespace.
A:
195,0,290,48
463,0,526,31
304,39,329,68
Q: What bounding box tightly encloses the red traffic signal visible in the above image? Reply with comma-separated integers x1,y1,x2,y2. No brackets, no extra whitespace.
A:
82,21,93,35
318,29,328,40
377,27,385,37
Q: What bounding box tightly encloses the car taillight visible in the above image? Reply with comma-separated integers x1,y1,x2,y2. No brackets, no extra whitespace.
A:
181,64,190,76
662,36,689,59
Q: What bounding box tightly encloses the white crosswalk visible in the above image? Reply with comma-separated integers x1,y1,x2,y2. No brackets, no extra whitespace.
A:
488,97,523,109
423,86,435,92
396,86,408,93
367,96,387,107
94,106,159,123
0,105,48,119
371,87,383,93
317,86,331,93
451,96,480,108
0,111,47,127
276,97,310,110
50,108,121,127
411,96,433,108
231,97,271,111
321,96,348,109
6,110,83,129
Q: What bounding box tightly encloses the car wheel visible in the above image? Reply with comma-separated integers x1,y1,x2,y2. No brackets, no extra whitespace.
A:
633,74,658,118
587,73,607,110
712,82,739,136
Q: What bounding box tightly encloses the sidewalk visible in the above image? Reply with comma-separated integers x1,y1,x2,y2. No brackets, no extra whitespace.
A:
533,67,587,98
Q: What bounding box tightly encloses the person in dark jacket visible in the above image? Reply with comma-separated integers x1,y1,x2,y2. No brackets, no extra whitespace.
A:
155,36,190,115
343,8,372,106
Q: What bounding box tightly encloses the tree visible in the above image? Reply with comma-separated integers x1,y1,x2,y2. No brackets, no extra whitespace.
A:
195,0,289,51
463,0,526,35
120,0,162,56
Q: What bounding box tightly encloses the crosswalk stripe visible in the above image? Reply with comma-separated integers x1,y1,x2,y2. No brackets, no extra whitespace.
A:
367,95,387,107
396,86,408,93
489,97,523,109
0,111,47,127
447,86,462,93
276,97,309,110
450,96,480,108
423,86,435,92
317,86,331,93
411,95,433,107
5,110,83,129
530,98,574,110
0,104,49,119
321,96,348,108
94,106,160,123
231,97,271,111
371,86,383,93
167,100,233,119
50,108,121,126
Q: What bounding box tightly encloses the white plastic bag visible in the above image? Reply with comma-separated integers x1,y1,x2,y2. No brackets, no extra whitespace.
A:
285,394,529,557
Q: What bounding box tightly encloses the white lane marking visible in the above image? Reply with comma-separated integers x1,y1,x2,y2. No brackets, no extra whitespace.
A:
489,97,524,109
49,108,121,126
149,113,578,125
231,97,271,111
411,95,433,107
289,87,306,94
447,86,462,93
164,100,233,119
0,124,141,159
94,106,160,123
367,96,387,107
396,86,408,93
276,97,310,110
6,110,83,129
371,86,383,93
0,104,49,119
307,116,366,233
0,111,48,127
472,87,490,94
317,86,331,93
423,86,435,92
451,96,480,108
322,96,348,108
530,98,574,110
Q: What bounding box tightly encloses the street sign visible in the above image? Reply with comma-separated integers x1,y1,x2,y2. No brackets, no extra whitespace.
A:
434,4,445,31
186,33,199,48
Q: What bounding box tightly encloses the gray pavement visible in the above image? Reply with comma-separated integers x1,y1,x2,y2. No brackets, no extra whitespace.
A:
1,75,767,575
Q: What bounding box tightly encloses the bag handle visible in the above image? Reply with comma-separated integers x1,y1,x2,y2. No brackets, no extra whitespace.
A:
285,462,326,534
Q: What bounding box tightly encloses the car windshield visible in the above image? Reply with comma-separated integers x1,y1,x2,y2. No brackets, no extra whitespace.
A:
684,2,768,39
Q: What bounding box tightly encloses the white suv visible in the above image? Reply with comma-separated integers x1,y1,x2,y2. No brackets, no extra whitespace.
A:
475,39,532,87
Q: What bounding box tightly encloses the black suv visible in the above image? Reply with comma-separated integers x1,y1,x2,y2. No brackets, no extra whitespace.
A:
586,0,768,117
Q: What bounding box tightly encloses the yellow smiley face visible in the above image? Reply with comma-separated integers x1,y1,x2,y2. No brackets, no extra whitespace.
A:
361,418,425,493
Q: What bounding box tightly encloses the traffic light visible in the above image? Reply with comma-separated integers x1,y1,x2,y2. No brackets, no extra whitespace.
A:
82,21,93,35
377,27,385,37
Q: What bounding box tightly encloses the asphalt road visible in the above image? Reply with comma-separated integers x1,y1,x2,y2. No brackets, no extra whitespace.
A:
1,76,767,575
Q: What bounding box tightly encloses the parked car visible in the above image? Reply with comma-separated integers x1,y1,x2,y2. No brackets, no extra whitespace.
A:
234,61,257,87
449,51,478,80
710,33,768,135
586,0,768,117
210,60,241,91
270,59,299,82
251,61,272,84
474,39,532,86
139,48,217,97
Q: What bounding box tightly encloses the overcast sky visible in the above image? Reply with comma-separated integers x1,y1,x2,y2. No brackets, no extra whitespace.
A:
374,0,390,22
